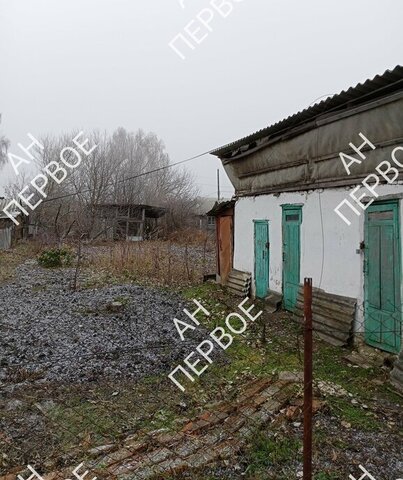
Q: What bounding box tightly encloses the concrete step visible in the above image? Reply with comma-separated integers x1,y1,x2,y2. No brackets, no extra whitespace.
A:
264,290,282,312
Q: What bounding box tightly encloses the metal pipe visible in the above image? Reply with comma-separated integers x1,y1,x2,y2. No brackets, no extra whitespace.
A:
303,277,313,480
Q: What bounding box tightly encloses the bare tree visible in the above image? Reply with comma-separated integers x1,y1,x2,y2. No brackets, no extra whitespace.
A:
6,127,199,241
0,114,10,168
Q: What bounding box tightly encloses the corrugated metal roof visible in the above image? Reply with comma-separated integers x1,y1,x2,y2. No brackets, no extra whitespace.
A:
211,65,403,158
94,203,166,218
207,200,235,216
0,198,22,219
194,197,220,216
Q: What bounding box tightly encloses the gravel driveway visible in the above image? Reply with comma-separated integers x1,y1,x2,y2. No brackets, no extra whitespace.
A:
0,260,207,385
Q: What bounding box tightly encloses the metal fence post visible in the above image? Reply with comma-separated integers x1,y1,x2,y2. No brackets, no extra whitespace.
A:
303,277,313,480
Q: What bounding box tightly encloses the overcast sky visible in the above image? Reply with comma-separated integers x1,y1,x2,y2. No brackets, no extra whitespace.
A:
0,0,402,199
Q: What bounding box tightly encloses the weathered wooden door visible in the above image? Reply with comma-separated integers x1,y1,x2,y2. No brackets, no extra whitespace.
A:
218,216,233,283
282,206,302,311
254,220,269,299
364,201,401,353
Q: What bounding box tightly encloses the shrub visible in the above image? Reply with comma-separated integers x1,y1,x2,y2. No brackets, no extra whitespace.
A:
38,247,72,268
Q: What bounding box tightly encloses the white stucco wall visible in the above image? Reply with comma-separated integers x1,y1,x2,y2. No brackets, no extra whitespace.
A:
233,184,403,331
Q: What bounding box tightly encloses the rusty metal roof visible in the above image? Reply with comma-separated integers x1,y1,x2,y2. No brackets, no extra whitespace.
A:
207,200,235,216
211,65,403,159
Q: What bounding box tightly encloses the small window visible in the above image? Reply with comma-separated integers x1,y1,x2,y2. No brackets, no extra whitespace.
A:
286,214,300,222
208,216,216,226
368,211,393,221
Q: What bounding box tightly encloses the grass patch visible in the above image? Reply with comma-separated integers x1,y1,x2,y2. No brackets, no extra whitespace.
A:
179,283,303,399
315,344,375,389
0,242,41,283
47,402,123,448
314,343,401,404
246,432,301,474
314,473,340,480
326,397,381,431
39,379,193,463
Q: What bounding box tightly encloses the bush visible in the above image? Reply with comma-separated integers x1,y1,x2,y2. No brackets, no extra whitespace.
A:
38,247,72,268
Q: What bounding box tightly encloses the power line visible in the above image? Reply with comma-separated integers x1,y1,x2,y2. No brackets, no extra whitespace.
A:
42,148,216,205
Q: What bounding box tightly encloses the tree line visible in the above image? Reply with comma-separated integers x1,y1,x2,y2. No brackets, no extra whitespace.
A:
2,126,200,241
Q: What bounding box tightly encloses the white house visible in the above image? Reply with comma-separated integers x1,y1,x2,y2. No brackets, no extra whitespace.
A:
211,65,403,359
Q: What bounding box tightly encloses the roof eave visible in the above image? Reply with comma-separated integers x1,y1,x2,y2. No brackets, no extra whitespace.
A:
211,65,403,160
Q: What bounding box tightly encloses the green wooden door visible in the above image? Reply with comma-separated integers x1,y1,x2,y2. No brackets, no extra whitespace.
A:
254,220,269,299
282,206,302,311
364,201,401,353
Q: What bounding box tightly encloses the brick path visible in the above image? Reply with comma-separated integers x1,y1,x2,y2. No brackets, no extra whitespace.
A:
93,376,295,479
4,375,299,480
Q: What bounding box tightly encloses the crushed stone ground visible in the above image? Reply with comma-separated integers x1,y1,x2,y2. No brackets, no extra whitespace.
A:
0,260,210,385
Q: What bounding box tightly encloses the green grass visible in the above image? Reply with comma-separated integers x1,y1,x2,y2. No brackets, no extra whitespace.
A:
314,343,401,404
44,379,190,458
180,282,399,438
314,473,340,480
48,402,122,447
326,397,381,431
246,432,301,474
315,344,375,387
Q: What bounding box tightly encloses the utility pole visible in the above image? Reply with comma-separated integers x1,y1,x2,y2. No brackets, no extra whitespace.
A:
303,277,313,480
217,168,221,202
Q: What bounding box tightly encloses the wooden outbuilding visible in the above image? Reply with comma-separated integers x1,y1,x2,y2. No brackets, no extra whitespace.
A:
0,198,23,250
207,200,235,284
93,203,166,241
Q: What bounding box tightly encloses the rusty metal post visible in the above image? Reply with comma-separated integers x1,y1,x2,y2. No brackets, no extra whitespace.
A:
303,277,313,480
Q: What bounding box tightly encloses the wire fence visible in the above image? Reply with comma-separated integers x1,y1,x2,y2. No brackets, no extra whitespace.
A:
0,252,402,480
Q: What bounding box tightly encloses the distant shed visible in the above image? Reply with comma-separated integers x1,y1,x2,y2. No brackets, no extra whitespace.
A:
93,203,166,241
193,197,219,231
0,198,23,250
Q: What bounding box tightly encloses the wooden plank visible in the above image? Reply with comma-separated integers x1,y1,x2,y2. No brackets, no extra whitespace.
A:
312,318,351,342
227,283,249,294
227,276,249,288
226,269,252,298
294,285,355,347
231,269,252,281
315,331,345,347
227,286,246,297
294,306,354,331
297,285,356,305
312,290,356,308
296,289,356,315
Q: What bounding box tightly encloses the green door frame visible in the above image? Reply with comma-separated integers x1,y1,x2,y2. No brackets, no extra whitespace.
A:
282,205,303,311
364,200,402,353
254,220,270,299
